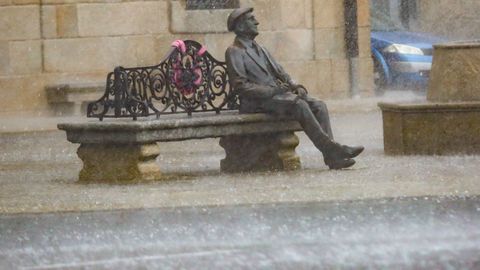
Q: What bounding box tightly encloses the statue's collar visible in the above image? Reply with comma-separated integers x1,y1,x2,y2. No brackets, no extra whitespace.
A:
236,36,256,49
235,37,269,74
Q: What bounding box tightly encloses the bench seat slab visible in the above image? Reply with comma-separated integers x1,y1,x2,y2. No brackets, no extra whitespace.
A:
220,132,301,172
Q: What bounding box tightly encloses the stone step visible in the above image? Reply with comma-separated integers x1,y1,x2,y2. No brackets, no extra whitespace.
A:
46,83,104,116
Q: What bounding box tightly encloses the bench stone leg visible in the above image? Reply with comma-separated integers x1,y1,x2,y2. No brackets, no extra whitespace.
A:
72,102,84,116
219,131,301,173
76,143,162,183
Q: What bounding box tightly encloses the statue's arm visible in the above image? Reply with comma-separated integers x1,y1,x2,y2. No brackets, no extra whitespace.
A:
226,47,279,99
263,47,308,95
263,48,295,86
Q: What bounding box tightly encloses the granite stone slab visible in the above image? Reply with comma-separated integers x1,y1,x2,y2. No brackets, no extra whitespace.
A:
378,101,480,155
58,111,302,144
428,41,480,102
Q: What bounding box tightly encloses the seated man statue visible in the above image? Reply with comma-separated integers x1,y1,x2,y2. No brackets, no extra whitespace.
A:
225,7,364,170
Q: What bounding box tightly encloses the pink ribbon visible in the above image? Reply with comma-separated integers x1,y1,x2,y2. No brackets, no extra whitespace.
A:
170,40,206,95
171,40,186,53
197,46,207,56
194,69,202,85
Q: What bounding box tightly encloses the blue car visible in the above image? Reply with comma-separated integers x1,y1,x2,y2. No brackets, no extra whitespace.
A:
371,13,445,94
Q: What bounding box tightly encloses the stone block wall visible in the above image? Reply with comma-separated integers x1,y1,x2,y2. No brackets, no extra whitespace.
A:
0,2,43,113
416,0,480,40
0,0,373,115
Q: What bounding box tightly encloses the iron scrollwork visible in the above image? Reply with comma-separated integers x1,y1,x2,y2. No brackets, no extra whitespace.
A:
87,40,238,120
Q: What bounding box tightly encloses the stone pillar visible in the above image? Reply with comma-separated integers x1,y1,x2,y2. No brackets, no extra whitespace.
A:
427,42,480,102
312,0,373,98
356,0,375,97
312,0,348,98
219,132,301,173
77,143,162,183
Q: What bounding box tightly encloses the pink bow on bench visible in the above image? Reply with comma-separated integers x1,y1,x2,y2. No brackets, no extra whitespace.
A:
171,40,208,95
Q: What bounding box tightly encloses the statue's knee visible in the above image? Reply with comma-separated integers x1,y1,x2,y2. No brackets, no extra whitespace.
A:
294,99,309,112
296,99,308,107
317,100,327,108
314,100,328,113
293,99,313,119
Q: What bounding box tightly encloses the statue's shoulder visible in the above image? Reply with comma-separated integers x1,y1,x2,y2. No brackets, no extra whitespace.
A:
226,43,245,57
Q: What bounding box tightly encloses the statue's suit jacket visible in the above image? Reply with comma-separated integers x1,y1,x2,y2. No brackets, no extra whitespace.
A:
225,37,298,113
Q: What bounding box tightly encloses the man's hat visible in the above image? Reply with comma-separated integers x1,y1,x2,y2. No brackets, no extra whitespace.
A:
227,7,254,32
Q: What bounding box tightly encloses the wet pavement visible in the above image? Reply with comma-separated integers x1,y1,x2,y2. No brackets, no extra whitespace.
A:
1,107,479,214
1,92,480,268
1,196,480,269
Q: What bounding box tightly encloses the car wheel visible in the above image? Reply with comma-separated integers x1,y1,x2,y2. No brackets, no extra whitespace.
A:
373,59,387,96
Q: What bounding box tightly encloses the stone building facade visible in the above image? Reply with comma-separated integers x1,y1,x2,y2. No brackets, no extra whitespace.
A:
0,0,373,116
372,0,480,41
416,0,480,40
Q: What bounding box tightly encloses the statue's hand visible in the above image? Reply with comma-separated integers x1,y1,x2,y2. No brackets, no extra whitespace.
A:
292,84,308,98
274,83,290,95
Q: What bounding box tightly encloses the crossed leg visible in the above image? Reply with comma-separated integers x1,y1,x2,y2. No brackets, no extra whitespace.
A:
300,95,334,139
261,93,362,169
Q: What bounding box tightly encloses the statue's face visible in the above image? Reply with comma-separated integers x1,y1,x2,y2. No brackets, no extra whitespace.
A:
237,12,259,37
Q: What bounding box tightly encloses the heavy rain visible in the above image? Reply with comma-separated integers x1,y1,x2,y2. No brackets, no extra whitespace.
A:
1,0,480,268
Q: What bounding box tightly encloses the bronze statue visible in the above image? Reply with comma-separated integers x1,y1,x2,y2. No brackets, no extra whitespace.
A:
225,7,364,169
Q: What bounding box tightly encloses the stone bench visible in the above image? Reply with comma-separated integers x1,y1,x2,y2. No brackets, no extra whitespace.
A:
58,112,301,183
58,40,303,183
46,83,103,116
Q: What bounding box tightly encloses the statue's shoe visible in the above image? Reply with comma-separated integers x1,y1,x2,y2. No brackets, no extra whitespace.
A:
325,158,355,170
342,145,364,159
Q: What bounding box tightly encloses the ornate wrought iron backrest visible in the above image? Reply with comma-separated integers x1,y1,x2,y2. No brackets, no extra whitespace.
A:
87,40,238,120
